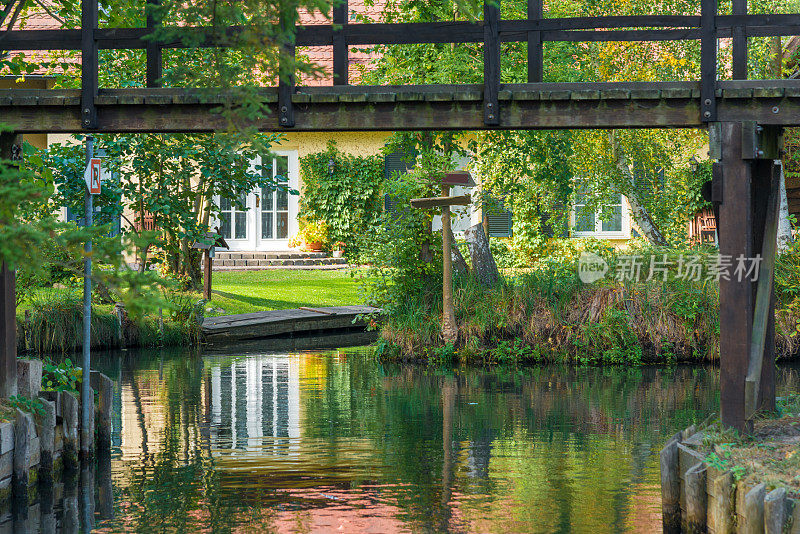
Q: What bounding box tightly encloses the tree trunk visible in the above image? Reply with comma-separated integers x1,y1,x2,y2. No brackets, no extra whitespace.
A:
449,227,469,276
609,130,669,247
776,161,794,253
464,222,500,286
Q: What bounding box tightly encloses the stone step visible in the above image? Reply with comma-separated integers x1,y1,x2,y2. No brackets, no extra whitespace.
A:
215,251,327,260
213,257,347,268
212,264,349,271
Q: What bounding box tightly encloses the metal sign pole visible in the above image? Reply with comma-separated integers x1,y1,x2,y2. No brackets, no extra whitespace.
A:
81,135,94,459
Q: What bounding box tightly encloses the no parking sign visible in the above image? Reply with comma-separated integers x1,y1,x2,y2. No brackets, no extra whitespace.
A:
84,157,102,194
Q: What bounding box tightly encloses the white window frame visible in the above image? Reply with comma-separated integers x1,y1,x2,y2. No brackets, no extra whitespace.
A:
570,190,631,240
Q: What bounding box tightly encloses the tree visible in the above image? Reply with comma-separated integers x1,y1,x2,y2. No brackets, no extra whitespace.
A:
359,0,797,250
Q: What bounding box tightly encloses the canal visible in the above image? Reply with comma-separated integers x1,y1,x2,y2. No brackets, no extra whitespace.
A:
8,345,800,533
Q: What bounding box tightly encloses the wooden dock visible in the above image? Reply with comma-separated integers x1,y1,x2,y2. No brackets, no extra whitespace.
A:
201,305,382,344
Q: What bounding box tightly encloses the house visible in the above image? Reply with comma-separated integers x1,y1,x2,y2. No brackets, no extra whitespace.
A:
12,1,490,261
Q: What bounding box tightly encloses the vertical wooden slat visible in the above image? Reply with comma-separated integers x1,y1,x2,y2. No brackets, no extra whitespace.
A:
81,0,98,129
751,158,780,414
332,0,348,85
0,262,15,399
732,0,747,80
0,133,19,400
278,8,296,128
719,122,753,432
527,0,542,83
700,0,717,122
145,0,162,88
483,0,500,126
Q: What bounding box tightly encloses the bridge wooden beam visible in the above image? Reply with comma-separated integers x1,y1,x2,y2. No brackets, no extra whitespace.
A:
4,86,800,132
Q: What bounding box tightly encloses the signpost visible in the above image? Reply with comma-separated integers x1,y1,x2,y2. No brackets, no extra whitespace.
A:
410,171,473,344
81,136,100,459
192,229,229,300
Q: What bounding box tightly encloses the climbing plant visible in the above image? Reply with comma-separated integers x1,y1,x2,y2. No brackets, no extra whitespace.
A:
298,142,384,255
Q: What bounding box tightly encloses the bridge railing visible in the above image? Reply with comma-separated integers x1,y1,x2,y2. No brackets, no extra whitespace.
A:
0,0,797,128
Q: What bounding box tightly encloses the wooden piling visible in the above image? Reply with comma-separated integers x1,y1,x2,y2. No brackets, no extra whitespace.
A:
742,483,766,534
685,463,707,533
707,469,735,534
60,391,79,471
660,439,681,533
36,398,55,478
91,371,113,449
12,409,31,504
764,487,787,534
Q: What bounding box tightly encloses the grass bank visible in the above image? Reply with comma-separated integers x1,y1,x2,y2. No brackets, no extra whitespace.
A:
17,270,364,355
376,244,800,365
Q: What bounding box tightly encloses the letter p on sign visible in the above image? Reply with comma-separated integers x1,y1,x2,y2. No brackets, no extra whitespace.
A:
84,158,102,194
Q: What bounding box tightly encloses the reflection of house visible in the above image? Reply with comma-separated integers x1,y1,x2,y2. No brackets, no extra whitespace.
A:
208,356,301,452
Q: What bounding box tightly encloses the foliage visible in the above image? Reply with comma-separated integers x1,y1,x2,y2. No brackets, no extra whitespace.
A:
377,241,754,364
298,143,384,255
7,394,46,418
704,443,747,481
290,219,330,249
41,358,82,395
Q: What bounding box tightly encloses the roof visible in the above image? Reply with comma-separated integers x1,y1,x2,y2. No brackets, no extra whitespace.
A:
2,1,385,85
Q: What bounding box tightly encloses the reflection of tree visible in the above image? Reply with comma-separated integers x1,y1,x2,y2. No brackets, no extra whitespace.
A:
94,347,798,534
300,361,723,532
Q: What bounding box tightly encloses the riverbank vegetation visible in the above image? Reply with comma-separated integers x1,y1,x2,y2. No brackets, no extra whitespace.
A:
364,237,800,365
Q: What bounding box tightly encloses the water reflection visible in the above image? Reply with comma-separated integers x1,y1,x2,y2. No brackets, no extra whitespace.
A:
1,457,112,534
18,347,800,533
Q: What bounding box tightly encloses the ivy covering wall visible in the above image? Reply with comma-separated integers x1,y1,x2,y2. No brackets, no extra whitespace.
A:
299,142,385,253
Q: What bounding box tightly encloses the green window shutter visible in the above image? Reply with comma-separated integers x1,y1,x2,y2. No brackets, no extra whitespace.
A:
487,206,513,238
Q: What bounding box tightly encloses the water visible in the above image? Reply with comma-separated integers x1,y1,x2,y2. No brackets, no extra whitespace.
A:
8,345,800,533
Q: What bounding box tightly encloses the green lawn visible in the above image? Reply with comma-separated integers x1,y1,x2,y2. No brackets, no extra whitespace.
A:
206,269,364,316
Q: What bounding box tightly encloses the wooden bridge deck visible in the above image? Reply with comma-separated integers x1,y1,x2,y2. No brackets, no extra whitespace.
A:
5,80,800,133
201,305,382,344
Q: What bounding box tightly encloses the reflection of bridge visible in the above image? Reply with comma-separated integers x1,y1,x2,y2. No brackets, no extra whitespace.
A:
206,356,300,452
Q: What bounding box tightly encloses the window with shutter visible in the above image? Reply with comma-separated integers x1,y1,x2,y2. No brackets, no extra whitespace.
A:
384,149,416,218
486,204,513,238
384,150,416,181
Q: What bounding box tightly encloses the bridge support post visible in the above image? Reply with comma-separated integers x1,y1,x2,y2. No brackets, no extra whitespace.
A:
717,122,780,432
0,133,19,400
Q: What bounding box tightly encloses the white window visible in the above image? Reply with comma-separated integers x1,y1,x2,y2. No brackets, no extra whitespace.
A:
571,185,630,239
260,154,290,240
219,192,249,240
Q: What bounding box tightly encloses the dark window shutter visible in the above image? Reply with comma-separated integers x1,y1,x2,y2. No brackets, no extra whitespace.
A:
384,150,415,181
487,206,513,238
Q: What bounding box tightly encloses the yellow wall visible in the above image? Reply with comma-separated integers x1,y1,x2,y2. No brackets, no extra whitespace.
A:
274,131,390,159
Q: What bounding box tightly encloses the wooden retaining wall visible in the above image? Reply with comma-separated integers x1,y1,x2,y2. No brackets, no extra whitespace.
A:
661,424,800,533
0,364,114,515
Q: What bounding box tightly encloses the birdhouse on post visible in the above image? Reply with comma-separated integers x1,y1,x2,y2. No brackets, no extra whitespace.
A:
192,229,230,300
410,171,473,344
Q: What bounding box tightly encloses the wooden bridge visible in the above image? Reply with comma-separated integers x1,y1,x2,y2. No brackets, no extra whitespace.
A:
5,81,800,132
0,0,799,433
